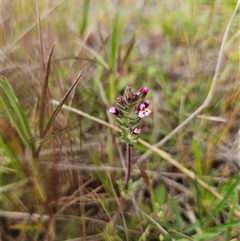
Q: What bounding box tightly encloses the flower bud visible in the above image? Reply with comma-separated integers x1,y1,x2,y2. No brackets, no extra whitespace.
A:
139,86,148,94
124,87,139,104
133,128,141,134
116,96,125,104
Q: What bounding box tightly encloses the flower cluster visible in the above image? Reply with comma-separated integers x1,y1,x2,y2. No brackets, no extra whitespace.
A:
109,86,151,144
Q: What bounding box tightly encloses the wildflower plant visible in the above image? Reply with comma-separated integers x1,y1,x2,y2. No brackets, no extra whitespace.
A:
109,86,151,144
108,86,151,227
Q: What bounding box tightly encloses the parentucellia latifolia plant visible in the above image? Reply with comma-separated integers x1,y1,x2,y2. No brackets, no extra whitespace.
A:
108,86,151,225
109,86,151,144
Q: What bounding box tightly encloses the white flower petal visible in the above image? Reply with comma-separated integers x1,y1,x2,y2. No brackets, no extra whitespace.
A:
109,107,116,113
138,111,145,118
145,109,151,116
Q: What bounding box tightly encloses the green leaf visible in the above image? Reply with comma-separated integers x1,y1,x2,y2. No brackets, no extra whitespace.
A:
153,184,167,206
116,179,138,196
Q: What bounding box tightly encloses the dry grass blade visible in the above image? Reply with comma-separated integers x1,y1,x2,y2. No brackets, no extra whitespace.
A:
35,0,45,73
39,42,56,138
136,162,151,190
43,69,85,137
122,35,135,65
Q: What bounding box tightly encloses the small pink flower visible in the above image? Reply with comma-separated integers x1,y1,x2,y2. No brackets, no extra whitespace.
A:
138,107,151,118
133,128,141,134
109,107,119,115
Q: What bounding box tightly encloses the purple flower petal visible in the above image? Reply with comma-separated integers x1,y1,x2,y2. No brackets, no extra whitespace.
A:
144,100,150,107
138,103,146,111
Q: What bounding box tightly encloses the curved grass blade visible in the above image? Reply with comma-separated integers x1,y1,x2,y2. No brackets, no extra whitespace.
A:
39,122,79,146
39,42,55,138
42,69,85,137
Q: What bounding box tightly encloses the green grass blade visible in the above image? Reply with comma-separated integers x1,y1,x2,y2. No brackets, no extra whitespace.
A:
122,35,135,65
170,198,184,231
204,177,240,227
191,219,240,241
0,77,33,148
110,13,122,72
192,139,202,177
193,231,220,240
206,219,240,231
225,188,238,241
194,178,203,227
79,0,90,36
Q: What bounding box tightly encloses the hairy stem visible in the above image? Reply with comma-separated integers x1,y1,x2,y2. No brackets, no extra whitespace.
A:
125,143,132,189
112,143,132,226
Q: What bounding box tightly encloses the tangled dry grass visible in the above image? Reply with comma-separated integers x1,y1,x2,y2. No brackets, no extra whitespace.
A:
1,1,240,240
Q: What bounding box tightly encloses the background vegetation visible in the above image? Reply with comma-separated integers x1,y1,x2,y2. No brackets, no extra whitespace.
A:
1,0,239,240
